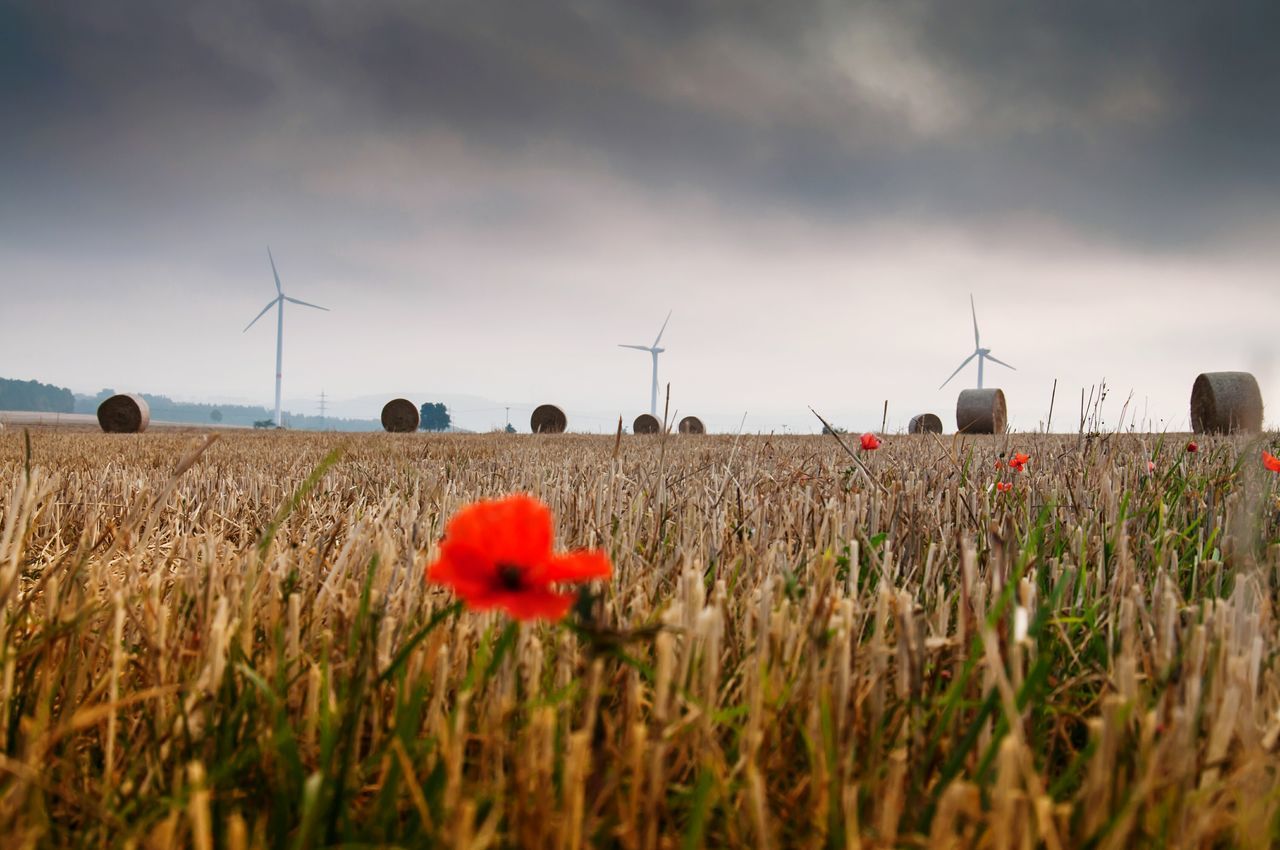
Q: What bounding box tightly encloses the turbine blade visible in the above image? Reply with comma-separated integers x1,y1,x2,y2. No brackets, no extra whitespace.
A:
284,296,329,311
268,247,283,295
243,298,278,332
985,353,1016,371
970,293,980,348
939,352,978,389
618,344,650,351
652,309,672,347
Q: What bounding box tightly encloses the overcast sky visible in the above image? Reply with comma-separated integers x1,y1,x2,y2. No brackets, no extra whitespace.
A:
3,1,1279,432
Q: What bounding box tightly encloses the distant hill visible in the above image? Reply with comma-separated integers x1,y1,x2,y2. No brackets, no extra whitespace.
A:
288,391,505,422
290,392,609,433
4,378,545,433
72,389,382,431
0,377,75,413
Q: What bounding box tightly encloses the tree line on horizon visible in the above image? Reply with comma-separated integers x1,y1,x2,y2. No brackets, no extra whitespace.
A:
418,402,451,432
0,377,75,413
0,378,378,430
1,377,505,433
73,388,383,431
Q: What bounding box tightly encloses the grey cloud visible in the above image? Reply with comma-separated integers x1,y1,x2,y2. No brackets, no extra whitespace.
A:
4,1,1280,248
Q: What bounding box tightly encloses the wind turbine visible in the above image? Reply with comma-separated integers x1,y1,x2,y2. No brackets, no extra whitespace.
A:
619,310,672,418
243,248,329,428
939,294,1015,390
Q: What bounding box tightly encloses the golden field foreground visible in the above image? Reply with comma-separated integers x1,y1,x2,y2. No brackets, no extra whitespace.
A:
1,429,1279,849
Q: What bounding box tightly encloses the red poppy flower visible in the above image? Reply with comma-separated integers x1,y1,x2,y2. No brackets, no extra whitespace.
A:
426,494,611,621
1265,451,1280,473
1146,460,1156,474
996,481,1012,493
1009,452,1030,472
860,432,882,450
1186,442,1198,453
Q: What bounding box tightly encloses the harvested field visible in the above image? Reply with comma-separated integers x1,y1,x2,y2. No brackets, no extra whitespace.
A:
0,412,250,431
1,430,1278,847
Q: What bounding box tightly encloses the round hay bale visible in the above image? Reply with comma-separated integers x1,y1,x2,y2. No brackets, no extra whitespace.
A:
530,404,567,434
381,398,419,432
678,415,706,435
955,389,1007,434
909,413,943,435
97,394,150,433
633,414,661,435
1191,372,1264,434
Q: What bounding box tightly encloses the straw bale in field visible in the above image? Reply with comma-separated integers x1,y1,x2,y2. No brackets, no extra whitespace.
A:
678,415,705,434
633,413,661,434
1190,372,1263,434
956,388,1006,434
909,413,943,434
96,393,150,433
381,399,420,433
530,404,567,433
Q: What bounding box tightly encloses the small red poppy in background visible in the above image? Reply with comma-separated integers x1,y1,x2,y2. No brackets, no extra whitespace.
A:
1146,460,1156,474
1264,451,1280,473
1009,452,1030,472
426,494,611,621
860,433,882,451
1186,442,1198,453
996,481,1013,493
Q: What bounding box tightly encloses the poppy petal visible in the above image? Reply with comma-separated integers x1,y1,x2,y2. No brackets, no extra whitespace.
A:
426,552,492,597
426,494,613,622
478,587,577,621
443,494,554,567
545,550,612,583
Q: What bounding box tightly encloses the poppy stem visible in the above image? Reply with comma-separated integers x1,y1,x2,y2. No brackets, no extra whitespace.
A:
810,406,889,495
461,620,519,691
377,601,463,684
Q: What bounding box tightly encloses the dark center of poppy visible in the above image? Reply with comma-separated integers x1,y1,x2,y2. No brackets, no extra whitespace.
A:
496,563,526,591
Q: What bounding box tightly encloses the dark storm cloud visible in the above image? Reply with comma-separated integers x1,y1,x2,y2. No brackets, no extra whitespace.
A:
4,1,1280,246
907,1,1280,236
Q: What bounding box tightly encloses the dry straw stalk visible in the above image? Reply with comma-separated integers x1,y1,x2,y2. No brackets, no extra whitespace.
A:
0,429,1276,847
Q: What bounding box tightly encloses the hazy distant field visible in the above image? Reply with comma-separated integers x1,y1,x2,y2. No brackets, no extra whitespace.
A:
1,429,1277,848
0,411,251,430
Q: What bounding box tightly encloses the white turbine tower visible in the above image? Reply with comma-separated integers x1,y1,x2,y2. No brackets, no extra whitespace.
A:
243,248,329,428
939,294,1015,390
619,310,672,418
